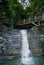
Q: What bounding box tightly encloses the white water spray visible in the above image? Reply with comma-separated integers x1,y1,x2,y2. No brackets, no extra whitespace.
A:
20,30,33,64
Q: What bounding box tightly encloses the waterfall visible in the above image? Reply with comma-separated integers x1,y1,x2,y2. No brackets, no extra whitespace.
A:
20,30,33,64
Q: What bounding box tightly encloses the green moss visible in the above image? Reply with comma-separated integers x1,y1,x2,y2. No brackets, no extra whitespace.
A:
41,40,44,52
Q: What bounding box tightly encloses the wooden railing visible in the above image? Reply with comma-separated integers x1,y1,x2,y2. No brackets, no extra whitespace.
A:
16,12,44,26
1,0,44,27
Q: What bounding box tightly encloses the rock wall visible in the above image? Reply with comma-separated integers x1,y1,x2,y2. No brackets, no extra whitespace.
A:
0,25,43,61
27,27,42,56
39,26,44,55
0,26,21,60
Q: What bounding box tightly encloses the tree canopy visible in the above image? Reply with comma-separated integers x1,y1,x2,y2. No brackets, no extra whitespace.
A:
8,0,28,21
25,0,44,17
8,0,29,27
8,0,44,27
9,0,44,18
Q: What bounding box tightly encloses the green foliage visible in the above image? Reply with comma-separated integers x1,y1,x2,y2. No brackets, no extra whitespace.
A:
38,27,44,35
41,40,44,52
8,0,44,27
8,0,28,22
8,0,29,28
25,0,44,17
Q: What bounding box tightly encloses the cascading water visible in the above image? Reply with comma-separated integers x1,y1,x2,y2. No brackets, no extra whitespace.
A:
20,30,34,64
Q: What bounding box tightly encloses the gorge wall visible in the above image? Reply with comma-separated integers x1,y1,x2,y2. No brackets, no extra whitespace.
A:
0,26,44,61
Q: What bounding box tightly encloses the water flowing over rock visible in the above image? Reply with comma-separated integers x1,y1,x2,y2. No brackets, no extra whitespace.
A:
0,26,42,61
20,30,34,64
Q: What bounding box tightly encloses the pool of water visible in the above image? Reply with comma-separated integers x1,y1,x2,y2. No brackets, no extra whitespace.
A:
0,56,44,65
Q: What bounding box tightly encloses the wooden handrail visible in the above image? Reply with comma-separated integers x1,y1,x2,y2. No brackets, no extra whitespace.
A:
16,14,42,26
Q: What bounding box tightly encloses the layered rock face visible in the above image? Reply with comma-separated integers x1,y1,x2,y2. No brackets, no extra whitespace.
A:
0,26,21,60
0,0,11,27
39,26,44,55
27,27,42,56
0,26,43,61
